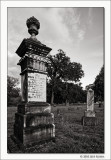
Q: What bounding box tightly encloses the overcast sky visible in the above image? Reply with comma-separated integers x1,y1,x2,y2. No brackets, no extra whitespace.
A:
8,7,104,89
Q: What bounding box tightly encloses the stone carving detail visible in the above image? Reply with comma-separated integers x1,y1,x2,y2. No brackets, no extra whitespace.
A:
26,16,40,36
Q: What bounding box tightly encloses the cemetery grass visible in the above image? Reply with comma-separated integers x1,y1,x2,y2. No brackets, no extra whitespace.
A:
7,104,104,153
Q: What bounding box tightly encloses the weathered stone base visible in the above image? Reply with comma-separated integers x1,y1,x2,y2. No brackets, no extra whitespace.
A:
84,110,95,117
82,116,97,126
13,102,55,146
14,112,54,128
14,123,55,146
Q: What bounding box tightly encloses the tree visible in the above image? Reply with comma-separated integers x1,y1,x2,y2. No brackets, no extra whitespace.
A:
7,76,20,105
66,83,87,103
47,80,86,104
94,65,104,102
46,49,84,104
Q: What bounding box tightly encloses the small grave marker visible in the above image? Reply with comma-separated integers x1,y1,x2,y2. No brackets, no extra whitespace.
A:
82,84,97,126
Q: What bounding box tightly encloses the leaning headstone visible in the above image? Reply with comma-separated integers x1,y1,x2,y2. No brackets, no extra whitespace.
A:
13,17,55,147
82,85,97,126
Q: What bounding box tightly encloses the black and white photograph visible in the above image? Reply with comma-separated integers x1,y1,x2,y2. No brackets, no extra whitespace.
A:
7,6,104,153
0,1,111,160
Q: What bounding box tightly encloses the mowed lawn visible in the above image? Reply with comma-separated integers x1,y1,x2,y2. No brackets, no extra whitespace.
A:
7,104,104,153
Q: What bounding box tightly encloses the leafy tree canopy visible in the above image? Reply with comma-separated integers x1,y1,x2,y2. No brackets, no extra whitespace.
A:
46,49,84,104
46,49,84,82
47,81,86,104
7,76,20,105
94,65,104,102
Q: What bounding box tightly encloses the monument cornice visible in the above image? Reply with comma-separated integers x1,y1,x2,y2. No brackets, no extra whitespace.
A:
17,53,49,65
16,38,52,57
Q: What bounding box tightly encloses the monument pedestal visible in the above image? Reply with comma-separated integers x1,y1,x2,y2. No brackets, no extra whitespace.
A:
82,116,97,126
12,17,55,149
84,110,95,117
14,102,55,146
82,111,97,126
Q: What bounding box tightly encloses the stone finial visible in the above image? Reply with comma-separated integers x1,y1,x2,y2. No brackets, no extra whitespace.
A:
26,16,40,39
86,84,94,91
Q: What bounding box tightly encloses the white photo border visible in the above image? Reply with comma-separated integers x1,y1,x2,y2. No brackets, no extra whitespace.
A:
1,1,111,160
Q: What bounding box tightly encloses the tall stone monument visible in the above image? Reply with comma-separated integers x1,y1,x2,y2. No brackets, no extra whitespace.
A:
13,17,55,146
82,84,97,126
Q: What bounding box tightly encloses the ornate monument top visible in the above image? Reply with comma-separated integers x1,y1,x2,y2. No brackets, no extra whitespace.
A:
88,88,93,92
86,84,94,91
16,17,52,57
26,16,40,38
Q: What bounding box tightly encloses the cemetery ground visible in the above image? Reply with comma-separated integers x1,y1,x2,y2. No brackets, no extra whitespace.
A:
7,104,104,153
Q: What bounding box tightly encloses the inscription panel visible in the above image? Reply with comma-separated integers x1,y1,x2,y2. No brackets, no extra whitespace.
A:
87,89,94,111
28,73,46,102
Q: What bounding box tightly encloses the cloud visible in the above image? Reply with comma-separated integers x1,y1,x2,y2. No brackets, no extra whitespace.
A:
39,8,72,45
78,30,85,41
87,8,93,26
8,51,20,77
8,8,103,89
8,8,87,56
59,8,86,44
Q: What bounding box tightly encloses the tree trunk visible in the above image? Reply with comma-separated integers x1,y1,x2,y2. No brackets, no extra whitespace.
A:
65,99,69,106
51,87,54,105
65,82,69,106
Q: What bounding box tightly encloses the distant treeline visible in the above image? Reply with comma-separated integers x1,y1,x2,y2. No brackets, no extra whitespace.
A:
47,81,87,104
